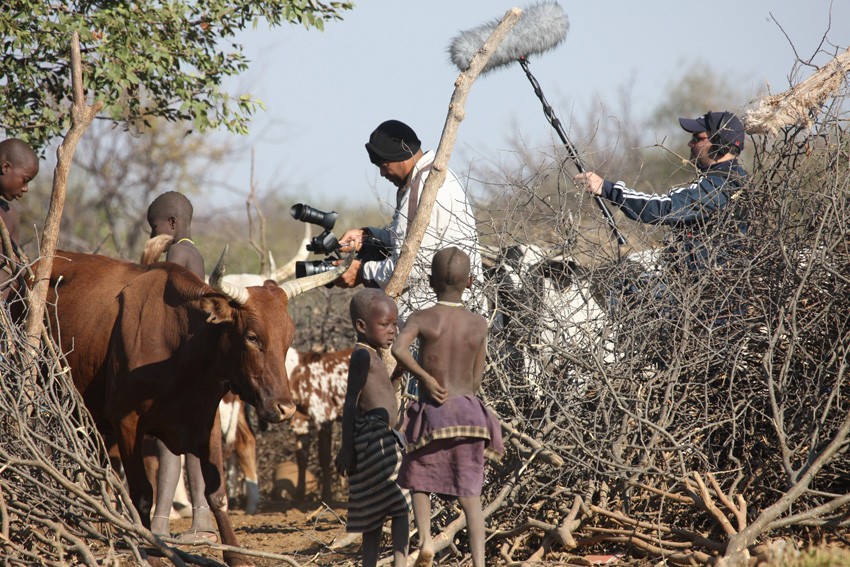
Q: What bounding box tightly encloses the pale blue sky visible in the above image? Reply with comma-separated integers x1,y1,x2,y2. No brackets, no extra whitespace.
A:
213,0,850,211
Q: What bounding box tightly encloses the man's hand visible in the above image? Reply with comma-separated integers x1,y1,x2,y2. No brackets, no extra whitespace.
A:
338,228,365,253
334,258,362,288
574,172,604,196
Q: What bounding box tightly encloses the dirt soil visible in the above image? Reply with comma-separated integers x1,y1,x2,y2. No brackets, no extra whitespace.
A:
168,503,356,566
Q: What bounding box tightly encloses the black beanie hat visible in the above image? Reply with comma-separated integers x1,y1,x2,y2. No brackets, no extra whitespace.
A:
365,120,421,165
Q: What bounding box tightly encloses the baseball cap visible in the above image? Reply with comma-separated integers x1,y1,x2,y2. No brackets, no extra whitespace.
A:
679,111,745,153
365,120,422,165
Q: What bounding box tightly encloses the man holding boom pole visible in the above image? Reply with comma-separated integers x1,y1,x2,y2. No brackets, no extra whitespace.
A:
575,110,748,273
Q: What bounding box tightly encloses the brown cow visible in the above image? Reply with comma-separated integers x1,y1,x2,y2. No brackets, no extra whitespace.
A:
35,248,349,566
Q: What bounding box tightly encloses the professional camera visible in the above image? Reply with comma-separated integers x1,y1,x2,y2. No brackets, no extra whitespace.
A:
290,203,389,279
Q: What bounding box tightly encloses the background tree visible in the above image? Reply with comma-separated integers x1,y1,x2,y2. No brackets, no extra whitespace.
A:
1,0,353,150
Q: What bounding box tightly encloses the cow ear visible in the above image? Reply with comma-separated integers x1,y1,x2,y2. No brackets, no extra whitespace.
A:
201,296,235,324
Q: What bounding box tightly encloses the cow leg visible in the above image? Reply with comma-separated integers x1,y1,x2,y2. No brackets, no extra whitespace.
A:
295,432,311,502
317,422,334,502
201,408,252,567
234,404,259,514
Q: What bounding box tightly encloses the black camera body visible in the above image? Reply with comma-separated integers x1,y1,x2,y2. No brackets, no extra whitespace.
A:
290,203,389,279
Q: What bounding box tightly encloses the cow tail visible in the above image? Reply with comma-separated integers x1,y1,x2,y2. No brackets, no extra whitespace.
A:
140,234,175,265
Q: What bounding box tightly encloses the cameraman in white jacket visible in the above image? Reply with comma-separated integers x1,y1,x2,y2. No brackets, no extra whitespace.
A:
336,119,484,320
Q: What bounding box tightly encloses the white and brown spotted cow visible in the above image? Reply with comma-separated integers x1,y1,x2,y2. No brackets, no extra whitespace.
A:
219,347,350,506
286,347,351,502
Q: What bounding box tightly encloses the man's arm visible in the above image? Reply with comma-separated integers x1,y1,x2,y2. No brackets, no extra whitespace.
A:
358,226,398,288
337,227,396,288
335,350,370,476
577,171,731,226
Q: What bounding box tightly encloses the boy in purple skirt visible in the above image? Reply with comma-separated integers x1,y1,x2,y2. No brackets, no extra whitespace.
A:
392,246,504,567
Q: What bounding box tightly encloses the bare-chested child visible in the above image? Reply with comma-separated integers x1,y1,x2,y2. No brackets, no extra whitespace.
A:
145,191,217,543
0,138,39,301
335,289,409,567
392,246,504,567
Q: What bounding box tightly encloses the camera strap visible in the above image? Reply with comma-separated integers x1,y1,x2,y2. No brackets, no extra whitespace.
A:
404,161,434,226
407,182,419,224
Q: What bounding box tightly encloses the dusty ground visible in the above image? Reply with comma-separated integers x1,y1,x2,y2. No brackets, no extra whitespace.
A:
168,502,358,566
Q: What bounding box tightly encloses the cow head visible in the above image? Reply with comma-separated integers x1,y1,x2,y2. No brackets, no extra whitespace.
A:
203,247,354,424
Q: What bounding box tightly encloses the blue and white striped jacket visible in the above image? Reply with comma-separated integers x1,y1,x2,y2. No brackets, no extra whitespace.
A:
600,159,748,271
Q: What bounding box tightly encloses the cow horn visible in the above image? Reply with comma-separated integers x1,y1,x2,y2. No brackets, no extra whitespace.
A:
273,223,312,283
278,252,355,300
209,245,250,305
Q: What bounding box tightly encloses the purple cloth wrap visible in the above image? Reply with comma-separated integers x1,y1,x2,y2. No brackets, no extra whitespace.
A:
397,395,504,497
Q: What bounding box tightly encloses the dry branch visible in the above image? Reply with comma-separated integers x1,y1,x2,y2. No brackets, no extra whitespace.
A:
745,47,850,134
468,44,850,564
245,149,271,276
24,32,102,345
383,7,522,300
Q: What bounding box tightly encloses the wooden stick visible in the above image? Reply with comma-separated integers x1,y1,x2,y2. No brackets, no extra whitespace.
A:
24,32,103,345
383,7,523,302
745,47,850,135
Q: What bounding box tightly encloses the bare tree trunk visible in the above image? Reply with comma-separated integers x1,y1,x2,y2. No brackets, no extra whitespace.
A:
24,32,103,344
383,7,522,300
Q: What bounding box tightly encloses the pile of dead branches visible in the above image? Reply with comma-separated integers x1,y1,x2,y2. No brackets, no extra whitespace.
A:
0,299,192,565
472,73,850,565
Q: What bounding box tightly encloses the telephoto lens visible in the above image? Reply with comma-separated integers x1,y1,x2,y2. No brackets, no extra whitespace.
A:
290,204,338,231
295,260,338,279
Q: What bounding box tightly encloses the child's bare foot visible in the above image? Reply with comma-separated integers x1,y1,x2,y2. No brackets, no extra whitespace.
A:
178,528,218,544
414,545,434,567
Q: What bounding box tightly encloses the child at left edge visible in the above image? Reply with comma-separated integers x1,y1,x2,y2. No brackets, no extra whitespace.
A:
335,288,410,567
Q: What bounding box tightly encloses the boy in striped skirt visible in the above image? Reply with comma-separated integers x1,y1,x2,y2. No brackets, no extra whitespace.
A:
335,289,409,567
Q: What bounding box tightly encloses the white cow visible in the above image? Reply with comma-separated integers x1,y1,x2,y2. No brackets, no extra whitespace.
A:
483,243,660,394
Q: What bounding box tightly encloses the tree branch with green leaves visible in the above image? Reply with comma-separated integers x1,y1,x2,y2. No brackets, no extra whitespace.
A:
0,0,353,149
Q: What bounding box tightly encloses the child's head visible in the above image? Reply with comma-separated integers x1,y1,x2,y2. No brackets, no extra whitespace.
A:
349,289,398,350
430,246,472,294
147,191,193,237
0,139,39,203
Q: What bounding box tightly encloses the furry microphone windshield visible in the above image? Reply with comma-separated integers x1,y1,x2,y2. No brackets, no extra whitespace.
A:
448,1,569,74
